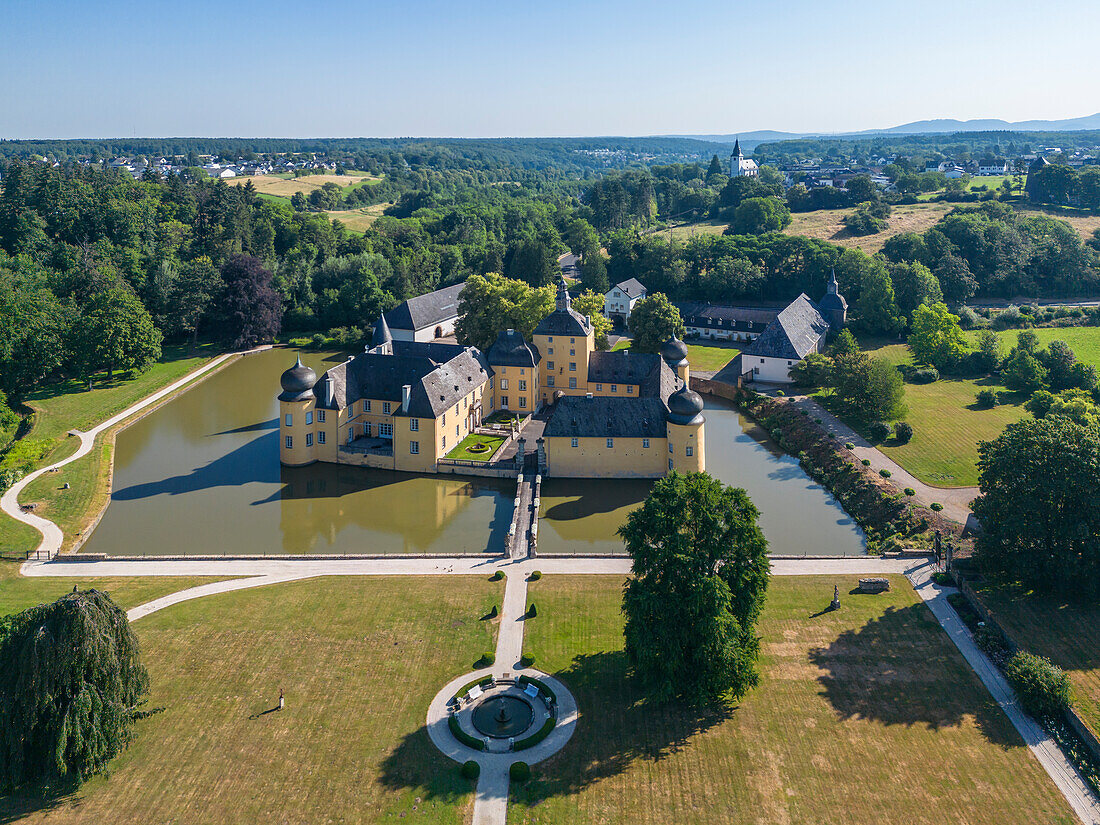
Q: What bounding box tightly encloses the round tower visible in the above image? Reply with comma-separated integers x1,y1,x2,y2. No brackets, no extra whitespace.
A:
666,385,705,474
661,336,690,384
278,355,317,466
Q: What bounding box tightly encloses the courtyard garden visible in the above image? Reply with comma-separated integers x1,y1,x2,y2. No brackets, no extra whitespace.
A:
0,576,502,825
512,574,1075,824
446,432,507,462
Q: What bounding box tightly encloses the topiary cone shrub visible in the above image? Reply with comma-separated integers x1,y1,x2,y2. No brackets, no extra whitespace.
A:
519,653,535,668
527,602,537,618
490,570,505,582
476,651,496,668
510,761,531,782
461,760,480,780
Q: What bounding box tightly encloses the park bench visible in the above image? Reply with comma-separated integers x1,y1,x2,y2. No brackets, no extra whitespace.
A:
524,682,539,699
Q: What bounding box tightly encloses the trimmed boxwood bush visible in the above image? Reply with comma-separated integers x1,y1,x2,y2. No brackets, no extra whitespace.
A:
527,602,537,618
449,715,486,751
461,760,480,780
894,422,913,444
975,388,1000,408
514,718,555,751
519,653,536,668
904,487,915,496
490,570,505,581
861,458,871,466
486,605,498,619
868,421,891,442
475,651,495,668
528,570,542,581
844,442,855,450
1005,651,1072,719
879,468,892,478
509,761,531,781
775,390,785,397
929,502,943,512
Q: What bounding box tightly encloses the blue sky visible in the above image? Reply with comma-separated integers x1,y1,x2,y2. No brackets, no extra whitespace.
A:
2,0,1098,139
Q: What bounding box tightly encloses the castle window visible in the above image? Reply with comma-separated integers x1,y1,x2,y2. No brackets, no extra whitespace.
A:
318,431,326,444
547,361,554,370
410,441,419,455
490,377,495,389
442,436,446,448
383,401,391,414
285,436,293,449
570,349,575,356
364,423,372,437
380,423,393,438
548,336,553,342
548,347,554,355
318,410,326,423
285,413,292,426
442,413,446,425
669,443,674,454
348,428,353,443
642,438,650,448
596,383,602,391
571,437,578,448
501,379,509,390
568,377,577,389
455,424,459,438
305,433,313,447
519,397,526,408
627,386,634,394
546,376,554,387
610,384,617,393
410,418,419,431
686,446,693,456
502,396,509,408
669,458,674,470
520,368,525,375
305,411,313,425
519,380,527,391
364,400,371,412
606,437,614,448
570,338,575,343
569,362,576,371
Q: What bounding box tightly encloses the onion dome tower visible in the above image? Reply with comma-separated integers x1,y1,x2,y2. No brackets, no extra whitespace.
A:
278,354,318,466
661,336,690,383
666,384,705,474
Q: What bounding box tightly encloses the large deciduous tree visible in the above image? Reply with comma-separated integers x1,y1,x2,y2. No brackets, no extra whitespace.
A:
572,290,612,350
620,472,770,705
627,292,684,353
215,253,283,349
0,590,149,790
69,283,163,382
908,302,968,371
454,272,554,351
832,350,905,420
973,417,1100,598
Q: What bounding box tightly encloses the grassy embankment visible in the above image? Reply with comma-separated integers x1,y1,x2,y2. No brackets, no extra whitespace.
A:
0,576,501,825
513,575,1075,825
610,340,739,374
0,343,223,557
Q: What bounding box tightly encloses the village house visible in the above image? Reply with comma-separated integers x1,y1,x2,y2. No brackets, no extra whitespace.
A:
603,278,647,325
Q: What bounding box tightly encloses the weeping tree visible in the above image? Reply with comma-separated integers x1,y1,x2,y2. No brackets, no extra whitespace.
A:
0,589,149,790
620,472,770,705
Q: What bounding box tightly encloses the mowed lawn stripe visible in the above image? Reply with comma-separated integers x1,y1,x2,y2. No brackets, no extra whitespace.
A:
512,575,1074,825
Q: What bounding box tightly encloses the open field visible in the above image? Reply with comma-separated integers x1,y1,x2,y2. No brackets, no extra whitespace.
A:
514,575,1073,824
857,341,1027,487
326,201,391,232
609,340,739,373
1015,205,1100,240
978,584,1100,737
965,326,1100,369
783,202,952,254
0,576,501,825
228,172,381,199
0,344,223,557
647,219,730,241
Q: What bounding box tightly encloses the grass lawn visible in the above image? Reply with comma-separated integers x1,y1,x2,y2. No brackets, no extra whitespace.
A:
446,432,507,462
0,559,231,616
965,326,1100,370
514,575,1074,825
0,343,225,557
0,576,501,824
852,340,1028,487
978,584,1100,738
609,340,739,373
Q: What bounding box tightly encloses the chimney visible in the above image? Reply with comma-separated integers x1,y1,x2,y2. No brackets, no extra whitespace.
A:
323,375,335,407
401,384,411,413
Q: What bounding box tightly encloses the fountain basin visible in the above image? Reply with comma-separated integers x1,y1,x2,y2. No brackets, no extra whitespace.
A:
470,695,534,739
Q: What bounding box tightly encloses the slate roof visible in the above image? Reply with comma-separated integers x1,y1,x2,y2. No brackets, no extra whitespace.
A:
313,341,491,418
384,282,465,332
586,350,662,387
611,278,646,299
534,307,592,336
544,396,669,439
677,302,780,331
487,329,541,368
742,294,830,360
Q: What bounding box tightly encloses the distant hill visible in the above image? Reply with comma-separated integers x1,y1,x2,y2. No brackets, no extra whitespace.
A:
673,113,1100,145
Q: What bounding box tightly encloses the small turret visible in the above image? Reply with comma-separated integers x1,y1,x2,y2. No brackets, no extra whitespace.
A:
370,314,394,354
661,335,690,384
819,268,848,332
555,275,572,313
278,354,316,401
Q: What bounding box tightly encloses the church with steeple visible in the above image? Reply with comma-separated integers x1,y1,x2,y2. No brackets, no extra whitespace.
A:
729,138,759,178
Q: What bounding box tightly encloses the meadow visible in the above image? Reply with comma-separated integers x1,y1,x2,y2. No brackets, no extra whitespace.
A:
229,171,381,199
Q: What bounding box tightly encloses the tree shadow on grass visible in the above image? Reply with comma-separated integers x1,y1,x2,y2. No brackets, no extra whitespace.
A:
808,603,1020,747
0,776,81,824
377,726,478,807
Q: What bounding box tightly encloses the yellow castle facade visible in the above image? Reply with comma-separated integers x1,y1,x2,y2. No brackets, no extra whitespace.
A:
278,278,705,479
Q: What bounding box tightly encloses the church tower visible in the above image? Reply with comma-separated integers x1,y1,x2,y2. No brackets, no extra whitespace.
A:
819,268,848,333
729,138,743,177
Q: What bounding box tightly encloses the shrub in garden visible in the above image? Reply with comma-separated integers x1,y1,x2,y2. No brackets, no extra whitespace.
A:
861,458,871,466
519,653,536,668
461,760,480,780
975,388,1000,408
310,332,326,349
528,570,542,581
909,367,939,384
490,570,505,581
526,602,537,618
879,469,892,478
845,442,855,450
1005,652,1072,719
476,651,495,668
486,605,498,619
868,421,891,442
904,487,915,496
894,422,913,444
510,761,531,782
930,503,943,511
775,390,785,397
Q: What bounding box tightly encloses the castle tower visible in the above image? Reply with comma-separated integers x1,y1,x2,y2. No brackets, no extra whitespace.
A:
818,268,848,333
370,314,393,355
661,336,690,385
278,354,318,466
666,385,705,474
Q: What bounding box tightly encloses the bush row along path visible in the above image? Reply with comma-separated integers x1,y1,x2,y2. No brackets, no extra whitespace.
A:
0,348,265,559
791,395,981,528
21,553,1100,825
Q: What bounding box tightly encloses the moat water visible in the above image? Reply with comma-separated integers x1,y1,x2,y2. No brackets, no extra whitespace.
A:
82,348,865,557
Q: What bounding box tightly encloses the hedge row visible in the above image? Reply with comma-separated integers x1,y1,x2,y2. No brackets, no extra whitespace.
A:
514,717,555,751
449,714,486,751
